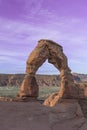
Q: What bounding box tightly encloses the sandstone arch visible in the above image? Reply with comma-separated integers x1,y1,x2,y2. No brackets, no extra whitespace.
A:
17,39,78,100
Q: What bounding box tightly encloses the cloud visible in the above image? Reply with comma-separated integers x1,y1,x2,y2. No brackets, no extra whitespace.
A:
23,0,44,16
0,4,87,74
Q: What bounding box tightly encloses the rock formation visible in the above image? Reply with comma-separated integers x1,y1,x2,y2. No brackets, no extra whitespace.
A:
0,74,81,87
0,101,86,130
17,39,78,101
1,40,87,130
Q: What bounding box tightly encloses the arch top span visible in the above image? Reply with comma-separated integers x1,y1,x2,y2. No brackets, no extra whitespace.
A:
38,39,63,48
26,39,69,75
17,39,78,100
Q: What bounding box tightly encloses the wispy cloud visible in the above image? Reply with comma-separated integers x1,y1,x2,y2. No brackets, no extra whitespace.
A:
0,0,87,73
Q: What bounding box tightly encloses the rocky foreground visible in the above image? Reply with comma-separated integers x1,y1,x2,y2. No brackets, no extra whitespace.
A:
0,100,87,130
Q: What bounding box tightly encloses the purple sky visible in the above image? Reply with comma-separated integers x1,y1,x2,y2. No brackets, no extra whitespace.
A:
0,0,87,74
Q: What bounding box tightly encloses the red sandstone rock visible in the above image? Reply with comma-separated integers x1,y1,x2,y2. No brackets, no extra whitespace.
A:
17,75,38,98
18,39,78,100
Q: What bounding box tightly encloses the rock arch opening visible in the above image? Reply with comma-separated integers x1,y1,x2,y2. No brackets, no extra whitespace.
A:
17,39,78,101
36,60,60,100
36,59,59,75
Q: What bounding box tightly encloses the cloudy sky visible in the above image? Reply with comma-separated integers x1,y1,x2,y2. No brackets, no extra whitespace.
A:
0,0,87,74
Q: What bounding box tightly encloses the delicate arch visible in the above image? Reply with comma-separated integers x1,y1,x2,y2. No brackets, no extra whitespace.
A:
17,39,78,100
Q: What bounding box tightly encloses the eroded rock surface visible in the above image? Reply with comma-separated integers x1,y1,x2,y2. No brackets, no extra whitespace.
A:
17,39,78,100
0,101,86,130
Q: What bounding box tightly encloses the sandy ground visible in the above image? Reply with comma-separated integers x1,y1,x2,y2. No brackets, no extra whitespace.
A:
0,100,87,130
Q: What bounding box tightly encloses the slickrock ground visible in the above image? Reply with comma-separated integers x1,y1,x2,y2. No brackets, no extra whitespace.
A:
0,100,87,130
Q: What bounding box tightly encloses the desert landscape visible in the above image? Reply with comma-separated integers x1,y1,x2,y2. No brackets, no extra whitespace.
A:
0,40,87,130
0,0,87,129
